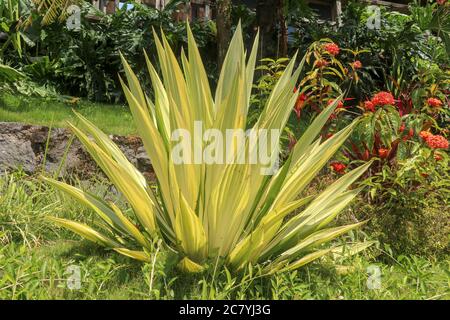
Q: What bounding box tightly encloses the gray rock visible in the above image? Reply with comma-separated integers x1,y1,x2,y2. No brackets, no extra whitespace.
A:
0,122,152,177
0,134,36,173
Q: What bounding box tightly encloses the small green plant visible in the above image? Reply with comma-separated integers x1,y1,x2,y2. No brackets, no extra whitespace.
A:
248,57,289,126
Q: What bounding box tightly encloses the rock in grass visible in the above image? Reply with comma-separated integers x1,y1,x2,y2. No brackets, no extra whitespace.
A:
0,122,152,178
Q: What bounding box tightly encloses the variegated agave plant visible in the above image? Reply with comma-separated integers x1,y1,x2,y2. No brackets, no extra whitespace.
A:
42,24,372,273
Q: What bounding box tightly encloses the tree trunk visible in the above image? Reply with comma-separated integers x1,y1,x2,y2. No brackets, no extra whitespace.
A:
256,0,287,59
278,0,288,57
216,0,232,69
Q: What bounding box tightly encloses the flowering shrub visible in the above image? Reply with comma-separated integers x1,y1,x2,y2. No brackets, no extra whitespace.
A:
337,80,448,168
286,0,450,257
338,88,449,256
285,38,448,178
287,39,368,141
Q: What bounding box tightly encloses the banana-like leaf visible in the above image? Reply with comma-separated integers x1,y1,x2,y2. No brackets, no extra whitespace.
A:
0,63,25,81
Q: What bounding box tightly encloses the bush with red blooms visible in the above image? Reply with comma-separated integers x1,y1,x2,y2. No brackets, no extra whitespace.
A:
286,0,450,258
294,71,447,178
350,60,450,258
286,41,449,177
289,39,367,140
266,42,448,180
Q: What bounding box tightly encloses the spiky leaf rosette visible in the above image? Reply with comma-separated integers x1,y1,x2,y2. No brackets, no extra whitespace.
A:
43,24,372,273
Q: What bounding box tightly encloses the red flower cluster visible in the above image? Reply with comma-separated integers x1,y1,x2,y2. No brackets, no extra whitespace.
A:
330,161,346,174
323,43,340,56
420,131,449,149
352,60,362,69
427,97,443,108
363,91,395,112
371,91,395,107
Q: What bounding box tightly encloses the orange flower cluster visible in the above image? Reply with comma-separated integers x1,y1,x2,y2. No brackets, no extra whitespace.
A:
425,135,449,149
420,131,449,149
427,97,443,107
363,91,395,112
323,43,340,56
371,91,395,107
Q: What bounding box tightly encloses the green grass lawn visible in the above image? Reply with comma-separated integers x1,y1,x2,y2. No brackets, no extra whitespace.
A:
0,94,136,136
1,172,449,300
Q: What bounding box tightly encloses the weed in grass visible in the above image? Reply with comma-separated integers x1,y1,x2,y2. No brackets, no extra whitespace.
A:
0,171,61,247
